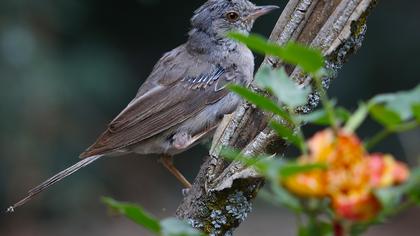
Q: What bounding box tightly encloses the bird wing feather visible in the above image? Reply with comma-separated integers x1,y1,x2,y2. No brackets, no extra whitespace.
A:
80,45,234,158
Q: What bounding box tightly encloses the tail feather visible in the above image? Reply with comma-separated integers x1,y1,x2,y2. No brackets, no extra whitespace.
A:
6,155,103,213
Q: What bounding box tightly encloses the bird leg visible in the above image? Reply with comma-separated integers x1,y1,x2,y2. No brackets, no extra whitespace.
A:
159,155,192,188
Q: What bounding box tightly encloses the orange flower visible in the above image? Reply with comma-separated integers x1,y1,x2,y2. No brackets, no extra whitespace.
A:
333,193,381,222
284,129,369,197
368,153,410,188
307,129,365,165
283,170,328,197
282,129,410,222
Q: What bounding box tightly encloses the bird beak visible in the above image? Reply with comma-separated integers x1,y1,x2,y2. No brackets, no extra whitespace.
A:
246,5,279,21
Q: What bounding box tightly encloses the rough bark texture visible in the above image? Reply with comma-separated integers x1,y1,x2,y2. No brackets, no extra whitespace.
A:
176,0,378,235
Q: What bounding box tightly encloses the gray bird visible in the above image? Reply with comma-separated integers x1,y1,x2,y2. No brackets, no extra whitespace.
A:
8,0,278,212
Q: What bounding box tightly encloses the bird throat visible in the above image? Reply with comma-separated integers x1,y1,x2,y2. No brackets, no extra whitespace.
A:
187,28,238,56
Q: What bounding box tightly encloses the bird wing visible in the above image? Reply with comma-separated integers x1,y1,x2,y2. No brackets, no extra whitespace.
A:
80,45,237,158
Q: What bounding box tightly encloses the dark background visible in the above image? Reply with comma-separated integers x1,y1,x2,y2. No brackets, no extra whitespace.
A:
0,0,419,235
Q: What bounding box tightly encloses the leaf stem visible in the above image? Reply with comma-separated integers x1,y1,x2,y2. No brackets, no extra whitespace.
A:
364,121,418,150
295,122,308,155
312,75,339,132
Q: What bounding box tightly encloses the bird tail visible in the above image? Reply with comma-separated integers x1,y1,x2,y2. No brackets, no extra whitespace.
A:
6,155,103,213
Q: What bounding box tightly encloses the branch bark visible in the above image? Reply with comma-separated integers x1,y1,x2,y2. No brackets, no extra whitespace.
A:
176,0,378,235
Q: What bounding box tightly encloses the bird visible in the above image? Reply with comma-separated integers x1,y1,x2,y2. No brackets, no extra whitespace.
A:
7,0,278,212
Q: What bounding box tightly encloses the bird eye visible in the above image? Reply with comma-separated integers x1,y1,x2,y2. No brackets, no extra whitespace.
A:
226,11,239,22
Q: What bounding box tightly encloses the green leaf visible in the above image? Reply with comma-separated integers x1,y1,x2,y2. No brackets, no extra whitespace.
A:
221,148,325,182
297,109,328,124
282,42,325,75
370,85,420,121
350,221,381,236
344,103,369,132
256,66,311,108
375,169,420,216
299,221,333,236
228,84,293,123
228,32,281,58
298,107,351,126
259,189,290,207
161,218,204,236
220,148,261,168
220,147,280,179
255,159,325,180
228,32,324,74
102,197,161,234
279,163,327,178
412,103,420,123
375,188,404,214
369,104,402,128
406,168,420,204
270,120,305,151
336,107,352,123
270,182,302,211
254,158,283,180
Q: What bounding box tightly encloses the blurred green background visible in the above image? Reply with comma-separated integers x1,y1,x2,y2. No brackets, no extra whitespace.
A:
0,0,419,235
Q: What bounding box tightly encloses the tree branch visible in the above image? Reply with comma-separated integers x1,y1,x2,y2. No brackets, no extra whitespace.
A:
176,0,378,235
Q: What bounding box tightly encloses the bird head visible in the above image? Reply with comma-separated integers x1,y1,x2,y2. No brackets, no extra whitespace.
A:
191,0,279,38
